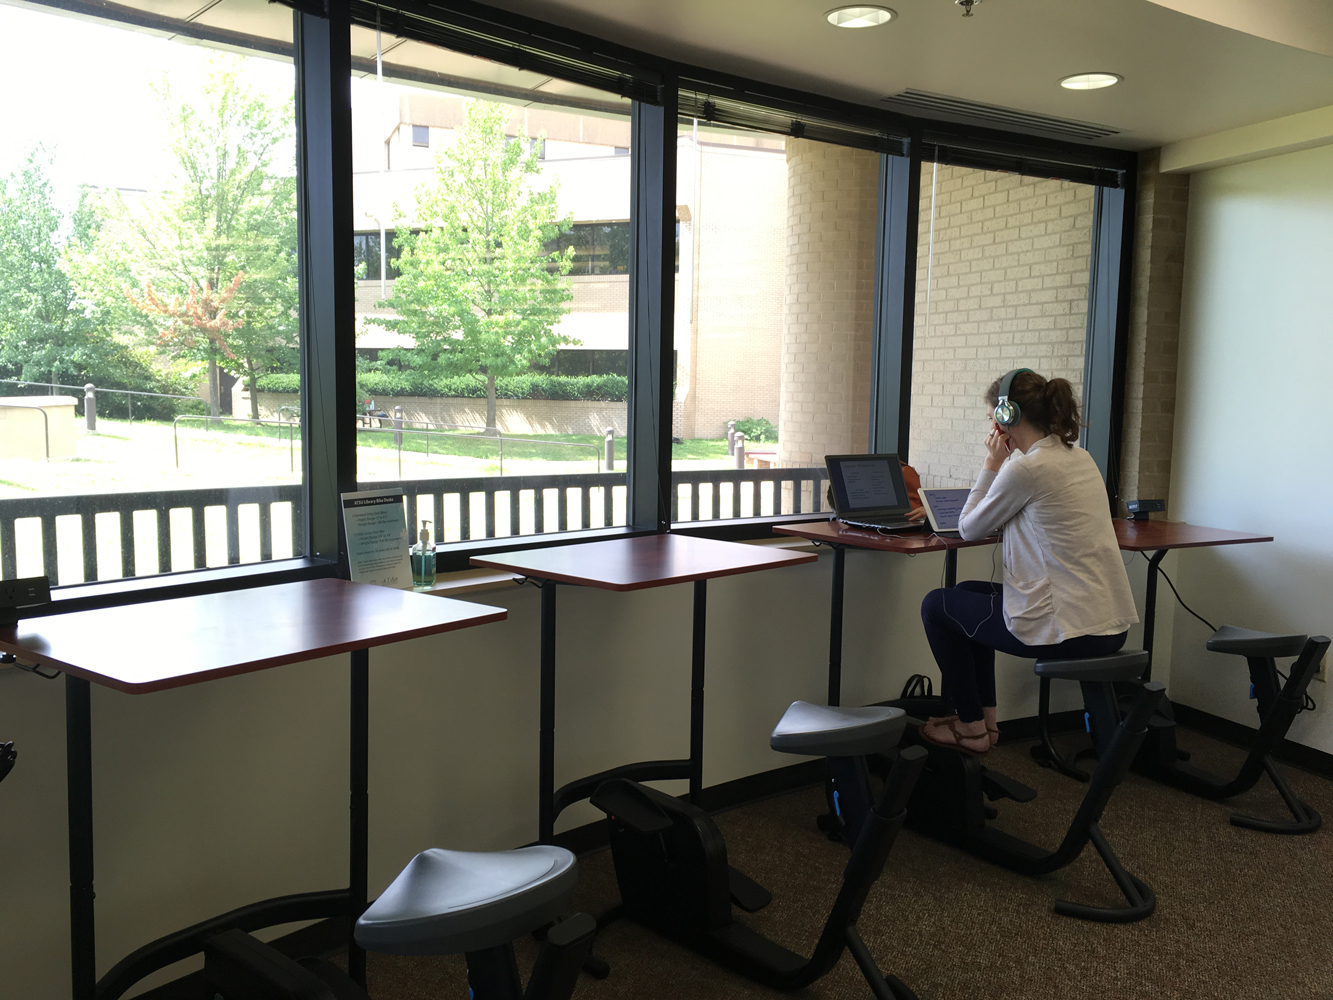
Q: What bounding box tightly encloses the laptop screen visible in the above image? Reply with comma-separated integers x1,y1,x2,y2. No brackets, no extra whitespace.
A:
825,454,909,515
920,487,972,532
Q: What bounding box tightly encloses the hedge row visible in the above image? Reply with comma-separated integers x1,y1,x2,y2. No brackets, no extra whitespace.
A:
255,372,628,402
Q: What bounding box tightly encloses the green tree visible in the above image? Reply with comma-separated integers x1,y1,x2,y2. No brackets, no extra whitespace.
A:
0,151,184,409
114,59,298,419
0,149,86,383
383,100,574,433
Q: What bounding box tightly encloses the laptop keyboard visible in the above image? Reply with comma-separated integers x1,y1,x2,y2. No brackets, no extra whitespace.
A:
837,516,921,532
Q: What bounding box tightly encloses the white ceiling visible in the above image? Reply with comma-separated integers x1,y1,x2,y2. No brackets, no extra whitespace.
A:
478,0,1333,149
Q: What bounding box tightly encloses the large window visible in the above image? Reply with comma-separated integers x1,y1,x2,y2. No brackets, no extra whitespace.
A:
345,33,633,544
0,0,1135,595
671,125,870,522
908,162,1097,486
0,4,302,588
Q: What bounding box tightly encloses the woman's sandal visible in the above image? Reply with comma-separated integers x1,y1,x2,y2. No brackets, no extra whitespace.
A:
919,717,991,757
987,725,1001,748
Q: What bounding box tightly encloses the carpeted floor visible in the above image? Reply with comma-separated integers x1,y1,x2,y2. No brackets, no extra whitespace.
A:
351,730,1333,1000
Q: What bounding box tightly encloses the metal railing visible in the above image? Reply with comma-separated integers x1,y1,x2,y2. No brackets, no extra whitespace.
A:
0,485,303,585
1,378,201,424
0,467,825,584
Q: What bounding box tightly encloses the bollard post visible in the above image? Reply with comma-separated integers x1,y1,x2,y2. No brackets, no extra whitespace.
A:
393,405,404,448
726,420,736,456
84,384,97,433
734,432,747,470
604,427,615,472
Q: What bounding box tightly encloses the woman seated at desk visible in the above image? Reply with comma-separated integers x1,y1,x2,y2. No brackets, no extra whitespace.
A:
918,368,1139,756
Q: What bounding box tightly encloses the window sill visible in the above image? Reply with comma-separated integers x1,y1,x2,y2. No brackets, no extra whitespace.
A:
435,525,658,573
34,557,337,619
670,513,830,543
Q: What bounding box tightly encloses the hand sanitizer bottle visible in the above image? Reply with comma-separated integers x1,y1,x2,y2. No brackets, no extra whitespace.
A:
411,520,436,590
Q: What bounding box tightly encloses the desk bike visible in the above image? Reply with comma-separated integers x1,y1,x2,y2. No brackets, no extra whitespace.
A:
903,651,1163,923
204,845,596,1000
592,702,927,1000
1037,626,1329,835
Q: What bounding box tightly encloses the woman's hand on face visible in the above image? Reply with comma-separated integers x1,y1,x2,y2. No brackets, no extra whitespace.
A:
984,426,1011,471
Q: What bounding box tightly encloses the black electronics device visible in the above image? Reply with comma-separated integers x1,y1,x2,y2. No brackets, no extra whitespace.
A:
825,454,922,532
1,576,51,628
591,746,927,998
1126,499,1165,521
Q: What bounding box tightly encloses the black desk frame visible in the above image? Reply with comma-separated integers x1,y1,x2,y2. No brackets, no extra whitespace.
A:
534,578,708,845
64,650,372,1000
820,544,958,707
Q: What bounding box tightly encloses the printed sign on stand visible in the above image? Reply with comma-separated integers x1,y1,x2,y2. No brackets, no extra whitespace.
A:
340,488,411,588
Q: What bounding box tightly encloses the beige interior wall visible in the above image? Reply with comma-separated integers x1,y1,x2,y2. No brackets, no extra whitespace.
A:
909,163,1094,486
1167,142,1333,752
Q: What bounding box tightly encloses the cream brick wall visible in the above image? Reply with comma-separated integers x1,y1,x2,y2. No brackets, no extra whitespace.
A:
909,163,1095,486
1117,149,1188,514
678,143,786,439
778,139,879,468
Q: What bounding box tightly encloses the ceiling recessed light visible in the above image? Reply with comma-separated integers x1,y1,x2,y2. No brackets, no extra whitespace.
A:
826,6,896,28
1059,72,1122,91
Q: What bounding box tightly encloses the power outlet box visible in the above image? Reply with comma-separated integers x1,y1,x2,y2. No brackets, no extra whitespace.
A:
0,576,50,628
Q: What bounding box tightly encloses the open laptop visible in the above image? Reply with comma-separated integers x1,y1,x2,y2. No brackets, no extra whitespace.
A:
825,454,922,532
919,487,973,538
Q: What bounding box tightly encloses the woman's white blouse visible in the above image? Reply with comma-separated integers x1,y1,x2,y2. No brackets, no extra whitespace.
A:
957,435,1139,645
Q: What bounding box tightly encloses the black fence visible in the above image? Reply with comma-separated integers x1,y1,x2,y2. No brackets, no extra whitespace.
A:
0,467,826,584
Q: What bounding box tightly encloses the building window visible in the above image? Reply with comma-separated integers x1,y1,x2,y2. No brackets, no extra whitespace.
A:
351,58,633,544
908,161,1097,487
614,146,629,156
353,230,407,281
0,2,304,586
412,124,429,146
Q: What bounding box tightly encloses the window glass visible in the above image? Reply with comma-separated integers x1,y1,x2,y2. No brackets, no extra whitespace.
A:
411,124,429,147
909,162,1095,486
0,4,302,587
672,125,867,522
350,33,632,544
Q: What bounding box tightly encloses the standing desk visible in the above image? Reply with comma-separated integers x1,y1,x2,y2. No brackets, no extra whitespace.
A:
471,534,816,844
1112,519,1272,679
774,521,995,706
775,518,1274,708
0,578,507,1000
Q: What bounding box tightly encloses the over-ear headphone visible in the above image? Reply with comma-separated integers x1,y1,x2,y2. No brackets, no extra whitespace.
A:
993,368,1033,427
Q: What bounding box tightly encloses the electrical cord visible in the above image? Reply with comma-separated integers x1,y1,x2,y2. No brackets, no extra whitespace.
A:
941,536,1000,639
1142,552,1216,632
1141,552,1315,713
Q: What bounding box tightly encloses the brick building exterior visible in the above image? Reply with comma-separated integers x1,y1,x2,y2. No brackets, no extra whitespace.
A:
908,163,1096,487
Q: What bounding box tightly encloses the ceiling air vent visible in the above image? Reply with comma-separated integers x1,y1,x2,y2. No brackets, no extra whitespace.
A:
880,90,1121,141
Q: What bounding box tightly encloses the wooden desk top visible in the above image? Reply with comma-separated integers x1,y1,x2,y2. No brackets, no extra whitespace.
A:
1113,519,1273,552
775,520,997,554
470,533,816,591
0,579,507,694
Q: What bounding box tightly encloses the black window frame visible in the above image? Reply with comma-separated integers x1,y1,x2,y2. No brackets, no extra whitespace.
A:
16,0,1138,611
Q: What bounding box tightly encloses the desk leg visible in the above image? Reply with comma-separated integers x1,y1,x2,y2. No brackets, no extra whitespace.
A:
66,675,95,1000
690,579,707,803
348,649,369,987
1142,550,1167,681
828,545,846,707
539,581,557,844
